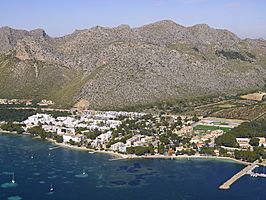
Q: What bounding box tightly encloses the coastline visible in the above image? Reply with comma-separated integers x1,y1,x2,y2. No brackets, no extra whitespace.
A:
127,154,250,165
46,138,126,159
0,130,260,166
43,138,252,165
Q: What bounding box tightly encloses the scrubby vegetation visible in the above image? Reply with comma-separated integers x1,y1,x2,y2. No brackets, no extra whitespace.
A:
215,50,254,62
0,122,24,134
0,109,36,122
0,107,69,122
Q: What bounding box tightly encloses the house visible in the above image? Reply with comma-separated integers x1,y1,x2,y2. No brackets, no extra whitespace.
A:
95,131,112,144
214,149,219,156
57,127,75,135
126,135,142,146
178,126,193,135
168,148,175,156
175,146,185,152
190,136,201,144
63,134,82,143
0,99,8,104
257,137,266,147
37,99,54,106
23,113,55,127
42,125,57,133
110,142,127,153
140,136,154,144
236,138,250,148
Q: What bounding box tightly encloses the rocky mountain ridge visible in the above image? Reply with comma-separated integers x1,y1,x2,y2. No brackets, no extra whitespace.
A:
0,20,265,109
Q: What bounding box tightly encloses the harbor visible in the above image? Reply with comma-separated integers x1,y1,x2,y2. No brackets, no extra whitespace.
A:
219,161,266,190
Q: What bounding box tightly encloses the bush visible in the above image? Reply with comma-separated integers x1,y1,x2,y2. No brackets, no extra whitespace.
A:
215,50,251,62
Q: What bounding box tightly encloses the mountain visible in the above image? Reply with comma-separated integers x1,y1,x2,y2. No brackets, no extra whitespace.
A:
0,20,266,109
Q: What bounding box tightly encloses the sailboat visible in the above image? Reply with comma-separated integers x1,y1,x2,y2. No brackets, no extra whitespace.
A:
50,183,54,192
11,172,15,184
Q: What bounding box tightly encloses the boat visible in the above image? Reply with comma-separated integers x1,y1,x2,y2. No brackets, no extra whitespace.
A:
82,171,86,175
49,146,61,150
50,183,54,192
11,172,15,184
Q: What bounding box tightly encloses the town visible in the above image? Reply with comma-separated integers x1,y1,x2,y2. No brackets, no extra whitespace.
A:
0,94,266,164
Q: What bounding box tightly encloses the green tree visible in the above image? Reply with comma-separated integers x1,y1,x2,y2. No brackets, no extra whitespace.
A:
158,145,165,154
1,122,24,133
215,133,238,147
159,134,170,145
192,115,199,122
54,135,63,143
28,126,44,135
249,137,259,147
200,147,215,156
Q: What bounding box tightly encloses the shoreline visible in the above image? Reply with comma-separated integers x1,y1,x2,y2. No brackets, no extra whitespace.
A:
0,130,261,166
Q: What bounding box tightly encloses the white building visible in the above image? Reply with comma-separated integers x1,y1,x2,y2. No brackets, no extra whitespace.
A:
24,114,55,127
57,127,75,135
257,137,266,147
110,142,127,153
126,135,143,146
236,138,250,148
177,126,193,135
42,125,57,133
63,134,83,143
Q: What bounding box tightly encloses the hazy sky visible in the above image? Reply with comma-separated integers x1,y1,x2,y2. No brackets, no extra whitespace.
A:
1,0,265,39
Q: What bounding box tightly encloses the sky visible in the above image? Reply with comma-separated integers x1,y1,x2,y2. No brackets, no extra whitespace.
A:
0,0,265,39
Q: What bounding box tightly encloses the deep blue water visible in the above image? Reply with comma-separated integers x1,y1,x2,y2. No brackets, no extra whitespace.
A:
0,133,266,200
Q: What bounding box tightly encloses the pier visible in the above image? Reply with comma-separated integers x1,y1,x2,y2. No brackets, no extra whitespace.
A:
219,161,259,190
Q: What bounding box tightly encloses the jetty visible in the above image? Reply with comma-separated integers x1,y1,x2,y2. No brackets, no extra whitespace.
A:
219,161,259,190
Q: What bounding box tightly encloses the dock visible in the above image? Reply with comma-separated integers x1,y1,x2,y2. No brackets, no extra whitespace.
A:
219,161,259,190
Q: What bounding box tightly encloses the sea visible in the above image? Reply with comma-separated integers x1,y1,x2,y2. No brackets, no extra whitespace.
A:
0,132,266,200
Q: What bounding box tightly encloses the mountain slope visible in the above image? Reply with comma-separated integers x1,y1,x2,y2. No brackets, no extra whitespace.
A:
0,20,265,109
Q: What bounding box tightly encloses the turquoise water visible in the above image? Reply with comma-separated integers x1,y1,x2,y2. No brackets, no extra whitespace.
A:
0,133,266,200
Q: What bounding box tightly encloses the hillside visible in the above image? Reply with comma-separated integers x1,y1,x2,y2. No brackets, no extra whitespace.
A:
0,20,266,109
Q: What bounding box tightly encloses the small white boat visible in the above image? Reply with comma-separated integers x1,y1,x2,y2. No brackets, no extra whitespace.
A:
11,172,15,184
50,183,54,192
49,146,61,150
82,172,86,175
